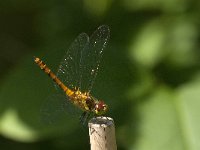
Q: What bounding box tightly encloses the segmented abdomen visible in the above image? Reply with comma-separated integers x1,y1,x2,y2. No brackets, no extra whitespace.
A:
34,57,74,96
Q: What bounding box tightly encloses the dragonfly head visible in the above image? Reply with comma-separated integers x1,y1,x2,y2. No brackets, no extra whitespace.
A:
94,100,108,115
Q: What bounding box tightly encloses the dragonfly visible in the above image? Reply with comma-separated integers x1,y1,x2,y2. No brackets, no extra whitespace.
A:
34,25,110,124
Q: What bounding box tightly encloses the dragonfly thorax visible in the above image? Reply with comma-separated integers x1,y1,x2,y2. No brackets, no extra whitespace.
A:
70,90,95,112
69,90,107,115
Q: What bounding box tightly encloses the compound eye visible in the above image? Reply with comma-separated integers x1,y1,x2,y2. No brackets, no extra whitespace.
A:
94,101,108,115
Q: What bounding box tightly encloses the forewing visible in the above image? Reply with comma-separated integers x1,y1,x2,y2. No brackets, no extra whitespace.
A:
79,25,110,93
56,33,89,90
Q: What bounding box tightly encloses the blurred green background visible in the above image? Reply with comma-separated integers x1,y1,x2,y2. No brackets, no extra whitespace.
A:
0,0,200,150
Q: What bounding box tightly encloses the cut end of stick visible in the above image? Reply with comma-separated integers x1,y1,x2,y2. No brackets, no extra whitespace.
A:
89,116,114,127
88,117,117,150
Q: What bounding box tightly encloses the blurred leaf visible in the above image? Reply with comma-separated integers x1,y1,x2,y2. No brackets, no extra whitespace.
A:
132,87,184,150
130,74,200,150
130,16,199,69
0,109,37,142
166,18,199,67
83,0,112,17
122,0,188,12
130,19,167,68
176,73,200,150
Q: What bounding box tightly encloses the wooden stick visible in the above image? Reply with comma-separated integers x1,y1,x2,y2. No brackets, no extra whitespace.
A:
88,117,117,150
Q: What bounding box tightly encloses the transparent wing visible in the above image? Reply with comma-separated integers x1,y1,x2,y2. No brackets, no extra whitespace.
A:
79,25,110,93
40,94,68,124
55,25,109,93
56,33,89,90
40,93,83,125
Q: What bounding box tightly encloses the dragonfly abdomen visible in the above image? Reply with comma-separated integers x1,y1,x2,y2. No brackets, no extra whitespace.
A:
34,57,74,96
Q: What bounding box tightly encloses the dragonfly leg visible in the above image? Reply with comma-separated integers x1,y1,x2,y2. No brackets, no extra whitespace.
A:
79,111,93,125
79,111,87,125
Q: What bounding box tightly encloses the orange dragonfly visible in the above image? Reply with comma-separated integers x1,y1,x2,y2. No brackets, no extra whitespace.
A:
34,25,110,124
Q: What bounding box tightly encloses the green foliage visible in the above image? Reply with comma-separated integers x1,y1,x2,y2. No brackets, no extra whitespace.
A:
0,0,200,150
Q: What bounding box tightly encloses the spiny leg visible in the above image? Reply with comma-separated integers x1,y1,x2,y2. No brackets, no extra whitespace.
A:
79,111,93,126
